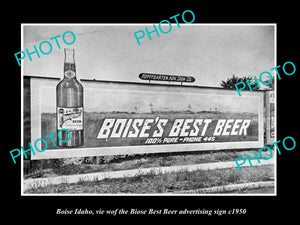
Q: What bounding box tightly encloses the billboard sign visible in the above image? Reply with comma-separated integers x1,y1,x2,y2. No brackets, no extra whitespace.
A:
27,76,264,160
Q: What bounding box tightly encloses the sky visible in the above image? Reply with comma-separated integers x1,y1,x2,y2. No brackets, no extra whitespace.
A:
23,24,275,88
41,83,259,114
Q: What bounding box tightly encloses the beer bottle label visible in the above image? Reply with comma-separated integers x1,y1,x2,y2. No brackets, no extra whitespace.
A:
64,70,76,78
57,107,83,130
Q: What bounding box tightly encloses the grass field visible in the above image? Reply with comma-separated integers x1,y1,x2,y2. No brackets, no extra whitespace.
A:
24,164,274,194
25,146,275,194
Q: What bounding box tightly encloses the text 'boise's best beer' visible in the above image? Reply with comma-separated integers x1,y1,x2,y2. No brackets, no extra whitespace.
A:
56,48,84,147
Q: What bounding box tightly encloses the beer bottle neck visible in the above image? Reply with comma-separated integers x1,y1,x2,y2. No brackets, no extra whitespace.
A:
64,48,76,79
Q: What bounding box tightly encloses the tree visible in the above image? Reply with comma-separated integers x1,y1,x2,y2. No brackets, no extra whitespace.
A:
261,76,274,90
220,75,260,90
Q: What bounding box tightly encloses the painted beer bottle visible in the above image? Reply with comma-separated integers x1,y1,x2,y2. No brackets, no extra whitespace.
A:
56,48,84,147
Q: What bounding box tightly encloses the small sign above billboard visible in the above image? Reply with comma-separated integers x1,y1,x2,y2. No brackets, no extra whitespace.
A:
139,73,195,83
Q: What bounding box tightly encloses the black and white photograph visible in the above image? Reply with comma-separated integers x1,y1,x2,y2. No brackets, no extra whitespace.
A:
22,24,275,195
4,5,298,221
